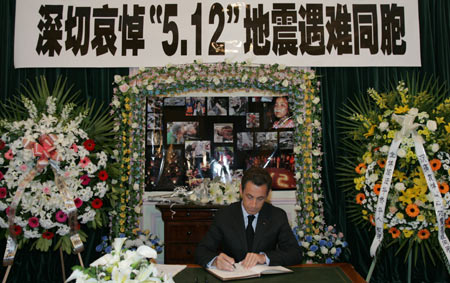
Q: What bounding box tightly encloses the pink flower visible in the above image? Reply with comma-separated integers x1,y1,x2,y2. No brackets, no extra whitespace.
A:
55,210,67,223
80,175,91,185
74,198,83,208
71,144,78,153
5,206,10,215
0,171,3,181
20,164,28,172
119,83,130,93
0,187,6,198
42,186,50,194
28,217,39,228
4,149,13,160
79,157,91,168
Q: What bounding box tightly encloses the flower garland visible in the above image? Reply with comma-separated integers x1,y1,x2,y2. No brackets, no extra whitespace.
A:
111,62,345,263
0,77,117,253
340,79,450,266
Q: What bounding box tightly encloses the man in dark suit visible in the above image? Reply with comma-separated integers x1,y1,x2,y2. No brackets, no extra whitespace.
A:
195,167,302,271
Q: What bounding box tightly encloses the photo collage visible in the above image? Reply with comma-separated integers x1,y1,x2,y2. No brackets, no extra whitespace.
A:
145,96,296,191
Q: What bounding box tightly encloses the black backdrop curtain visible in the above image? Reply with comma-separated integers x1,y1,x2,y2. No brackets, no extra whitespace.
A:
1,0,450,282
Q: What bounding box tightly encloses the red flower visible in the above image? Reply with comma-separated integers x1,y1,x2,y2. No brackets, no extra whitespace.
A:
0,139,5,150
80,175,91,185
83,139,96,151
42,231,54,240
98,170,109,181
0,171,4,181
28,217,40,228
14,225,22,236
0,187,6,198
91,198,103,209
74,198,83,208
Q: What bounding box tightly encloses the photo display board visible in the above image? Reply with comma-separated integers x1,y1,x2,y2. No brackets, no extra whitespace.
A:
145,95,296,191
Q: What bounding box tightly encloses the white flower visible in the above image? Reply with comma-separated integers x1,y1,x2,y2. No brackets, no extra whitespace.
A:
312,97,320,104
330,247,336,254
189,75,197,82
137,245,157,259
312,172,320,179
431,143,440,152
312,149,321,156
146,84,154,91
241,74,248,82
56,225,70,236
307,251,316,257
408,108,419,115
277,64,286,70
281,79,289,87
302,242,310,249
426,120,437,132
295,172,301,180
165,77,174,84
418,112,429,120
397,148,406,158
213,77,221,85
258,76,268,83
378,121,389,132
368,174,378,183
395,182,405,192
297,116,304,124
320,246,328,254
131,122,139,129
114,75,123,84
380,145,390,153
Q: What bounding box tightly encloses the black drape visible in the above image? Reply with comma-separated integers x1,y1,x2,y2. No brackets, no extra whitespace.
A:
1,0,450,282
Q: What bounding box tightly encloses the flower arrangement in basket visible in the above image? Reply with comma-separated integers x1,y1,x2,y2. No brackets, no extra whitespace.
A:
0,77,119,254
68,237,174,283
339,76,450,268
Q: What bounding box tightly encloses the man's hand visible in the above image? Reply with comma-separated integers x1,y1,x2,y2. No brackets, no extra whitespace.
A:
213,253,236,271
241,253,266,269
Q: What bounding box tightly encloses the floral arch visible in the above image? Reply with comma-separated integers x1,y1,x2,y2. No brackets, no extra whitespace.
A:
111,62,336,262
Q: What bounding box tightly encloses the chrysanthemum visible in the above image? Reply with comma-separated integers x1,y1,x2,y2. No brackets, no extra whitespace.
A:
356,193,365,204
388,227,400,239
355,163,366,174
438,182,449,194
373,184,381,195
429,159,441,171
417,229,430,240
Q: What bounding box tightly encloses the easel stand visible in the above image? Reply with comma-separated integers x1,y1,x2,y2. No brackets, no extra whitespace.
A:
366,251,412,283
2,249,84,283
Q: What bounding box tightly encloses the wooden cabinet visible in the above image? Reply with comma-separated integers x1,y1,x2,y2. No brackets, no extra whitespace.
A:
156,204,223,264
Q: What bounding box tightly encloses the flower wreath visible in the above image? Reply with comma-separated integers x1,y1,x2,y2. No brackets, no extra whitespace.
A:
0,77,117,253
340,77,450,267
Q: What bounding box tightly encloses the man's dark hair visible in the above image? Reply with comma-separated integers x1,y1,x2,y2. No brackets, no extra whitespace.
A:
241,166,272,193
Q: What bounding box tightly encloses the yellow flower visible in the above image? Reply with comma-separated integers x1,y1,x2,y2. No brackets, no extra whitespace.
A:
396,212,404,220
417,215,425,222
364,125,376,138
436,117,445,124
125,104,131,111
394,170,407,182
120,205,126,211
403,229,413,238
119,213,126,218
445,123,450,133
387,130,395,139
124,97,130,103
394,105,409,114
362,210,368,215
120,227,125,233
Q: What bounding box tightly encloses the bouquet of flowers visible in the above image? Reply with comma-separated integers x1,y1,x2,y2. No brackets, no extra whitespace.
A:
96,230,164,255
187,177,240,205
67,237,174,283
293,225,348,264
0,77,118,253
339,77,450,265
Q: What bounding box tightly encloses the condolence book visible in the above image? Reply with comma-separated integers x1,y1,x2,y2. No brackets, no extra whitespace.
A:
207,264,292,281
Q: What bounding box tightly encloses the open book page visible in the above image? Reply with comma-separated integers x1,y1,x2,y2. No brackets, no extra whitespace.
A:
250,264,293,275
207,263,260,281
155,264,187,277
207,263,292,281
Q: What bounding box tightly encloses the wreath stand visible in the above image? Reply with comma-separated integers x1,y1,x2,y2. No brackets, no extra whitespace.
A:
366,251,413,283
2,245,84,283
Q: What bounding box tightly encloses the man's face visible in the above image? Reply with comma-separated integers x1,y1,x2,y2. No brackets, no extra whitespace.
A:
240,181,269,215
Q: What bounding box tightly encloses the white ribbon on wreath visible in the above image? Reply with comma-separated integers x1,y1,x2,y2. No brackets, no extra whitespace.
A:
370,113,450,267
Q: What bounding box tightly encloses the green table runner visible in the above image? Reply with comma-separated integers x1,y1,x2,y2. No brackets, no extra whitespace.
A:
174,266,353,283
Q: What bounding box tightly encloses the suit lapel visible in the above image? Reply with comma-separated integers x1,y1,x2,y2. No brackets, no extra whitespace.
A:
230,202,248,251
253,202,271,251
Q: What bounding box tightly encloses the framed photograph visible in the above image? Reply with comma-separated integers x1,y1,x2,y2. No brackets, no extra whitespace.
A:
146,130,163,146
264,96,294,129
279,131,294,149
164,97,186,106
214,123,233,143
146,97,163,113
246,113,260,128
146,114,162,130
207,97,228,116
214,146,234,167
166,121,199,144
185,141,212,187
256,132,277,150
229,97,248,116
186,97,206,116
237,132,253,150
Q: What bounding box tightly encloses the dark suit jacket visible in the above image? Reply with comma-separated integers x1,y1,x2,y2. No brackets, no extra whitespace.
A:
195,201,302,267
